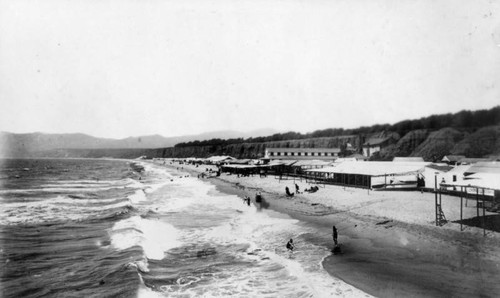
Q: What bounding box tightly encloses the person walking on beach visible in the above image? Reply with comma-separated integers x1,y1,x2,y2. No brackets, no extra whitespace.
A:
295,183,300,194
332,226,338,245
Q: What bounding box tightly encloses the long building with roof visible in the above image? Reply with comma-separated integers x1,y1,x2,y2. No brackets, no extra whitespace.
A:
264,147,341,160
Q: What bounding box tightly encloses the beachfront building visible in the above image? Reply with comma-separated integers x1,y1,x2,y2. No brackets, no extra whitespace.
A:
362,137,395,157
461,162,500,199
305,161,430,189
424,161,500,200
264,147,341,161
422,164,455,190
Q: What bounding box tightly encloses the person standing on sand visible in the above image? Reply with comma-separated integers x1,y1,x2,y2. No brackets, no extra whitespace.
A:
295,183,300,194
332,226,338,245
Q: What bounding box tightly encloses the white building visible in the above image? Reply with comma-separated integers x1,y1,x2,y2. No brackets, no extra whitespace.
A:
362,137,395,157
264,147,341,160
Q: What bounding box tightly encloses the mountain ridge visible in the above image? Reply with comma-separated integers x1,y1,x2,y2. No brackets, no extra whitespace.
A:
0,129,278,157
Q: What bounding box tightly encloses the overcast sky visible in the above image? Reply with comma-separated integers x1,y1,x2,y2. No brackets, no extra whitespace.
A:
1,0,499,139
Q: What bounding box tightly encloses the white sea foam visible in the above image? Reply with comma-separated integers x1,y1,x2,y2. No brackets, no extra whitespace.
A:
0,194,131,225
40,179,121,186
0,187,116,194
128,189,147,203
110,216,182,260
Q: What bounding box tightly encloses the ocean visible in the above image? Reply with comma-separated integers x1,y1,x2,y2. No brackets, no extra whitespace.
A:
0,158,368,297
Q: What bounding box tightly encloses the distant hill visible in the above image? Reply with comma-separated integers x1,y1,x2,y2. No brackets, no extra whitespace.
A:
0,129,277,158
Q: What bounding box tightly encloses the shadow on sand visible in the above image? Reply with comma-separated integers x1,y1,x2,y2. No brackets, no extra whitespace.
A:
452,214,500,233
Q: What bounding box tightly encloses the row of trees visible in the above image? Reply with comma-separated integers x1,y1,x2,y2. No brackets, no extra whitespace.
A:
175,106,500,148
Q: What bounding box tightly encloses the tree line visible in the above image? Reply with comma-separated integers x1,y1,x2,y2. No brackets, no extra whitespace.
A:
174,106,500,148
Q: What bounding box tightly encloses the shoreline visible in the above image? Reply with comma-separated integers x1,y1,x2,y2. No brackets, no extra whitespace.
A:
153,161,500,297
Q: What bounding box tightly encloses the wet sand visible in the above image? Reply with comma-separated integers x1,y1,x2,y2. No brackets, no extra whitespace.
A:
156,161,500,297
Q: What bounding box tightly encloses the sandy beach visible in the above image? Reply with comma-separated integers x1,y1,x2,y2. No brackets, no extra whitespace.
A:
154,160,500,297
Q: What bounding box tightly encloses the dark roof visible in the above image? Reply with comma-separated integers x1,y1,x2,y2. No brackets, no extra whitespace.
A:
363,137,391,147
426,164,454,172
441,155,466,162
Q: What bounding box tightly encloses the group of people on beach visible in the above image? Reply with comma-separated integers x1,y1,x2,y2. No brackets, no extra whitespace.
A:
285,183,320,197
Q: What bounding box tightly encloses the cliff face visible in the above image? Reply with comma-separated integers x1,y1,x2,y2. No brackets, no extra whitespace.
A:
411,128,466,161
379,129,429,159
451,125,500,157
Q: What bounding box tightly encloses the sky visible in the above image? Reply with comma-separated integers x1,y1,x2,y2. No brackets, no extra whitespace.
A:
1,0,499,139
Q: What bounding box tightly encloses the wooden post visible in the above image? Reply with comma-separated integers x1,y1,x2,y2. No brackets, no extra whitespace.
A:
460,186,463,231
482,188,486,237
465,186,468,207
476,188,479,218
435,174,438,226
439,189,442,217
